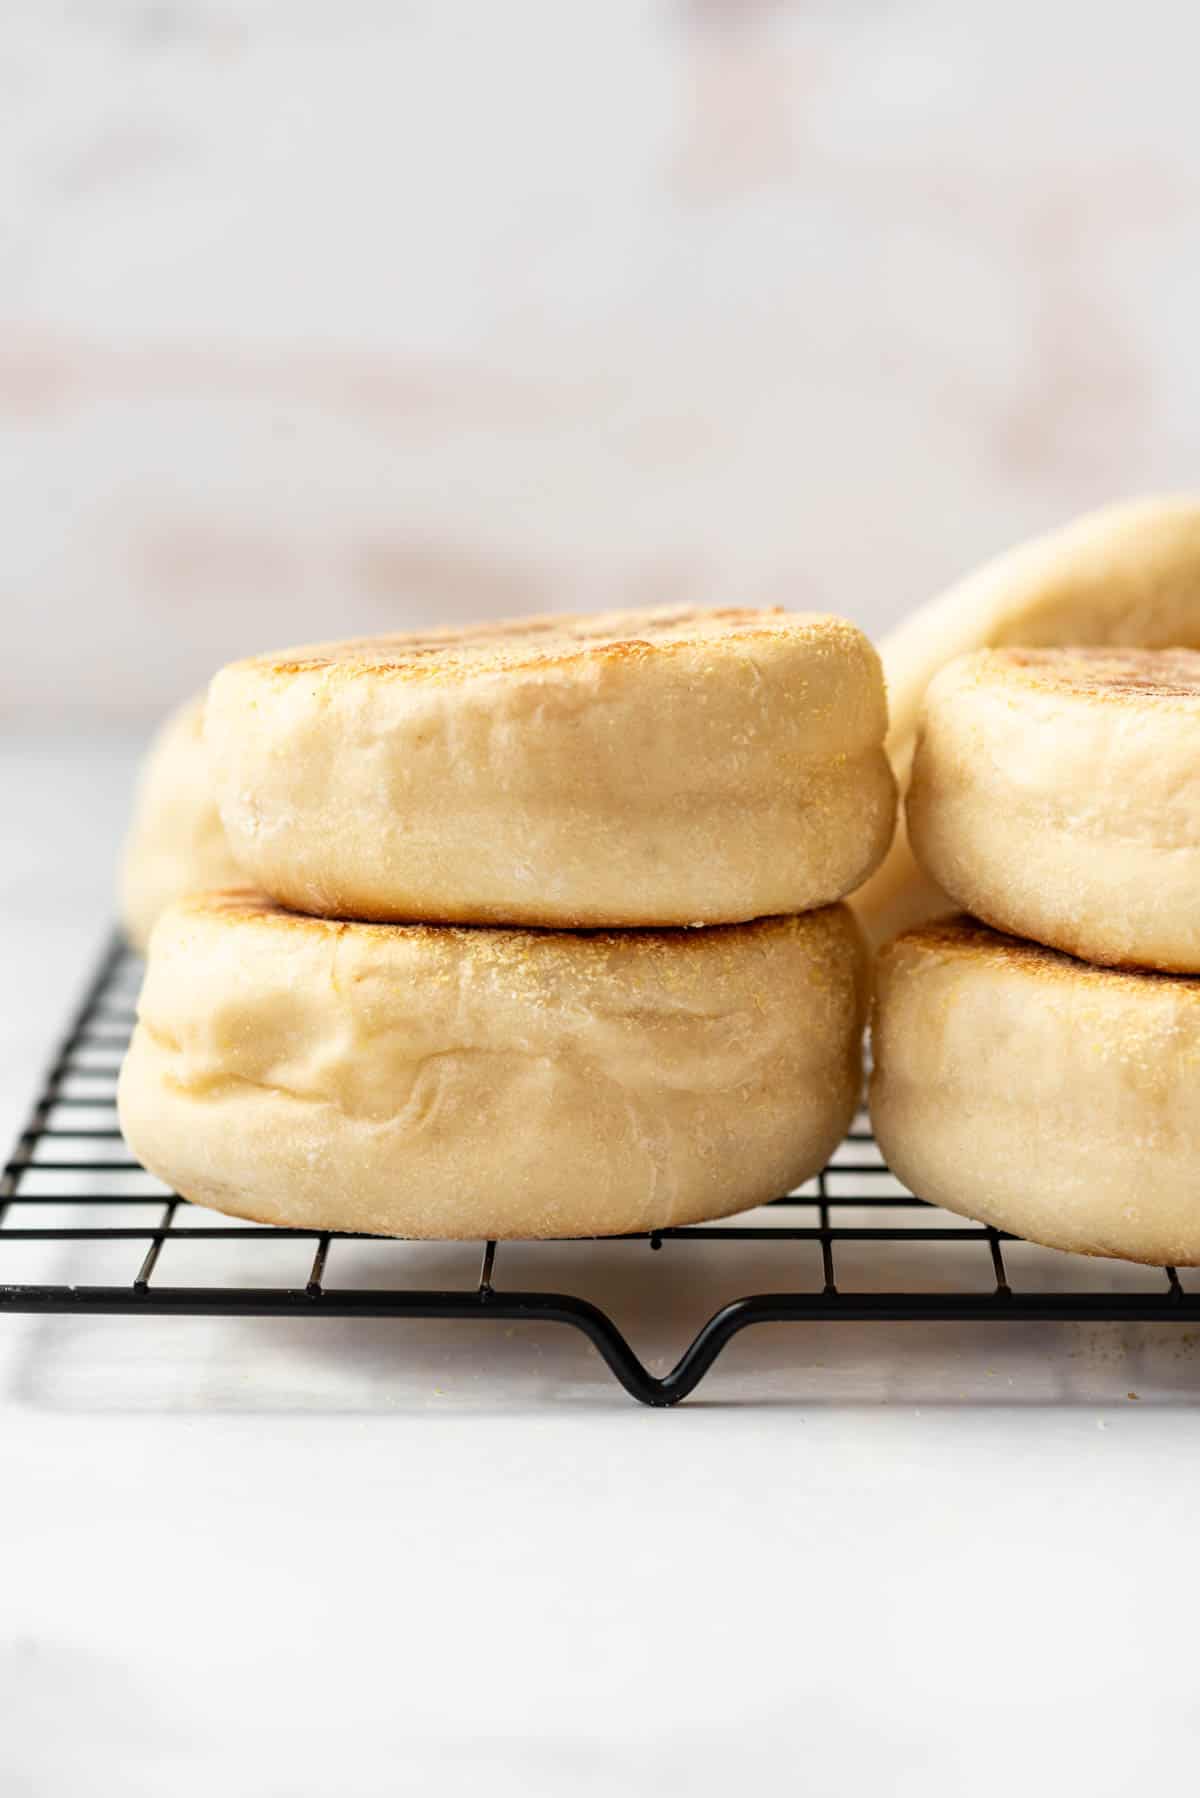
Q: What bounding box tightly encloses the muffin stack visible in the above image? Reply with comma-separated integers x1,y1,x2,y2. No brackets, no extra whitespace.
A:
872,646,1200,1266
119,606,897,1239
851,492,1200,947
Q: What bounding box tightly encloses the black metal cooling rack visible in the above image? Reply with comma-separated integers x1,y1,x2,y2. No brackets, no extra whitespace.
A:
4,932,1200,1406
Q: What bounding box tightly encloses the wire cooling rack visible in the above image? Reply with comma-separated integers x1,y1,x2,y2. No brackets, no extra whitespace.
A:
4,932,1200,1406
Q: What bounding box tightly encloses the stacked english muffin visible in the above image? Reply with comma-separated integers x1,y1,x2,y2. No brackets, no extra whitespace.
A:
853,493,1200,946
118,607,896,1239
871,646,1200,1266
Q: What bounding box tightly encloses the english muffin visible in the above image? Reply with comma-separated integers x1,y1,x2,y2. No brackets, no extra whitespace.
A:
205,607,895,927
872,918,1200,1265
119,891,869,1239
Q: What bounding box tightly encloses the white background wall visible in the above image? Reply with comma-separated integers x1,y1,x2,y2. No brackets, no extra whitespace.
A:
5,0,1200,722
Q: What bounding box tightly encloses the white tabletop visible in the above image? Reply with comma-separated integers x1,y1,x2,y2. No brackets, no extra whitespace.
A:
3,729,1197,1796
